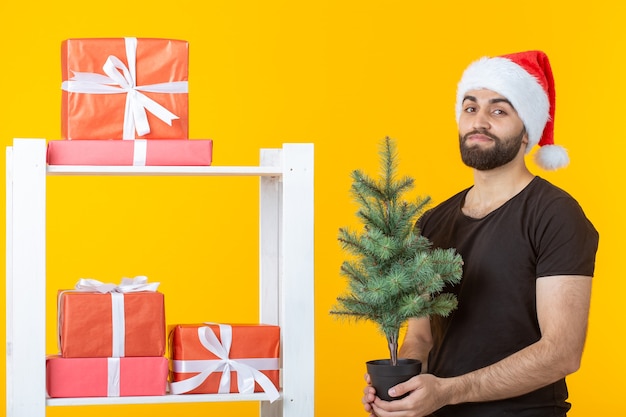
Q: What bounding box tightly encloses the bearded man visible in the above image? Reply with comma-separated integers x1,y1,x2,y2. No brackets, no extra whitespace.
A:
363,50,599,417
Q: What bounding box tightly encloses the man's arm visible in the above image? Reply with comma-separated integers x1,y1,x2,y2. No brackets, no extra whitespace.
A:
399,317,433,373
444,274,592,403
370,275,592,416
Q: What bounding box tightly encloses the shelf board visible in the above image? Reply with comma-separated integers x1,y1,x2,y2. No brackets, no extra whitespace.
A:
46,165,283,177
46,392,279,406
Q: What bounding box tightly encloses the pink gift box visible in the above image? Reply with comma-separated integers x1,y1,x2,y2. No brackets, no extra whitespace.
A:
46,356,168,397
61,37,188,140
47,139,213,166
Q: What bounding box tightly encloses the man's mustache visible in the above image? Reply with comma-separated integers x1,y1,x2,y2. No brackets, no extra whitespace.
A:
462,129,500,142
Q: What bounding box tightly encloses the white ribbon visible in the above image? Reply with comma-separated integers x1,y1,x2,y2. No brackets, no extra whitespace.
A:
169,324,280,402
59,276,160,357
133,139,147,166
62,37,188,139
107,358,121,397
110,293,125,357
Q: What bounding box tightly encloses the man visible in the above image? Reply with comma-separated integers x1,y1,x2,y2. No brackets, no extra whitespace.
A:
363,50,599,417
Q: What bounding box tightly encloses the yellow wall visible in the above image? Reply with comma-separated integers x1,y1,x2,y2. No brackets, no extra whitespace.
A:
1,1,624,415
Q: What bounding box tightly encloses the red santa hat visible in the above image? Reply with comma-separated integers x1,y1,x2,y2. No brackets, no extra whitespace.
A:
455,50,569,170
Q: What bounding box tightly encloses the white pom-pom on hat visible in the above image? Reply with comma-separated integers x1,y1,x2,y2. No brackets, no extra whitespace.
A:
456,50,569,170
535,144,569,170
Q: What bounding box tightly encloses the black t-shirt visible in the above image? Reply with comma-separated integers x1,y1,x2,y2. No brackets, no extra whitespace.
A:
417,177,599,417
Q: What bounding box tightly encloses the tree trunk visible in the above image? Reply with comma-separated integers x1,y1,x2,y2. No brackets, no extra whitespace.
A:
387,332,399,366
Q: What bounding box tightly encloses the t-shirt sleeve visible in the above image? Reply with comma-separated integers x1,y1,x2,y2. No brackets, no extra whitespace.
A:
534,195,599,278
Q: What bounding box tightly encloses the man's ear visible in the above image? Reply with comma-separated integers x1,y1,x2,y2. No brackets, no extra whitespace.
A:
521,127,529,146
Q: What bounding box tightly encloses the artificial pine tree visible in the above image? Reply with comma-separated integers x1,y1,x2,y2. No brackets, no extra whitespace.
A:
331,137,463,366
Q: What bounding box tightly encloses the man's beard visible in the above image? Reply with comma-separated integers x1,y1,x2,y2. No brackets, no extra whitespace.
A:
459,128,525,170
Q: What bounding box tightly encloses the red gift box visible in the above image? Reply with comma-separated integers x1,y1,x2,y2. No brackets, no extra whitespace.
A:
58,286,165,358
61,37,188,140
46,355,168,397
169,323,280,401
47,139,213,166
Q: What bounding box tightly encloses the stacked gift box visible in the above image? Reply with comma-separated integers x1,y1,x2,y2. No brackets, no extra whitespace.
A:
47,277,168,397
46,281,283,400
168,323,281,402
46,37,213,166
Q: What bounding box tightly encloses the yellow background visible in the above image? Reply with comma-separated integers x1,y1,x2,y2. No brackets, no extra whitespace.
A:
1,1,624,416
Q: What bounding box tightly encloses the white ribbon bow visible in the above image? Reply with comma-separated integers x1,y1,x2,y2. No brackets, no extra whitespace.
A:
62,37,188,139
74,275,160,293
169,324,280,402
64,276,159,357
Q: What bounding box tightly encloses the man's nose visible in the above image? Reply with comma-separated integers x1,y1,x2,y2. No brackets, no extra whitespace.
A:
471,110,491,130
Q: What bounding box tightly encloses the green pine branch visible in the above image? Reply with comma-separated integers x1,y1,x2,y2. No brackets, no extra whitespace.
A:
330,137,463,366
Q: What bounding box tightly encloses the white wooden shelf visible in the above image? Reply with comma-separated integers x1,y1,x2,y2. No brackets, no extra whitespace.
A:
6,139,315,417
47,392,276,406
46,165,283,176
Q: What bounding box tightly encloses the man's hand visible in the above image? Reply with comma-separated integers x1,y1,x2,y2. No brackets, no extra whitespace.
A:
362,373,377,416
364,374,452,417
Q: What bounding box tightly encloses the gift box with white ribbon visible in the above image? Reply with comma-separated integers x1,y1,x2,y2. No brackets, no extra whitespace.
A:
46,355,169,397
47,139,212,166
169,323,281,402
61,37,188,140
58,277,165,358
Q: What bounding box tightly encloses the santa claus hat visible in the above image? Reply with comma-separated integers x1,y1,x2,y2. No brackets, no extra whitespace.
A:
455,50,569,170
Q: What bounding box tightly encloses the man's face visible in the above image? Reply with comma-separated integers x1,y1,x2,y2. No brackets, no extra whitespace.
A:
458,89,527,171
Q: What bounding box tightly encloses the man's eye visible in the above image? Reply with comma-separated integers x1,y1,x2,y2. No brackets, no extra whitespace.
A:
493,109,505,115
464,106,476,113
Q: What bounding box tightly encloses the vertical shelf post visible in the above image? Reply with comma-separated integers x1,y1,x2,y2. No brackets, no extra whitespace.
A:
6,139,48,417
259,148,281,326
280,144,314,417
259,148,283,417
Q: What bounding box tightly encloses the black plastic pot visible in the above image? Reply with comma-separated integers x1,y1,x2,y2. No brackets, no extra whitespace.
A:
366,358,422,401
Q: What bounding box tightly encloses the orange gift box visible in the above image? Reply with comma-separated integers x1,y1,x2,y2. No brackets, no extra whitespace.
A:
61,37,188,140
47,139,213,166
47,356,168,397
58,290,165,358
169,323,280,401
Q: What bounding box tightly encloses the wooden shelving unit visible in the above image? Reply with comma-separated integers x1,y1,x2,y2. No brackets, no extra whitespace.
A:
5,139,314,417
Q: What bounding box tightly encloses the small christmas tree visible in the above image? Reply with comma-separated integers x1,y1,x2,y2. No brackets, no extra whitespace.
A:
331,137,463,366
